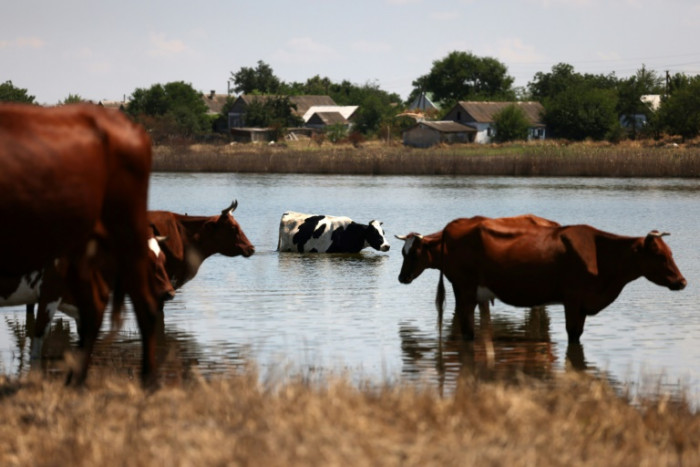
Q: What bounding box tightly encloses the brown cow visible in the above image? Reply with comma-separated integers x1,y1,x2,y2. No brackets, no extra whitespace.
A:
0,103,160,386
396,214,686,343
148,202,255,303
22,232,176,360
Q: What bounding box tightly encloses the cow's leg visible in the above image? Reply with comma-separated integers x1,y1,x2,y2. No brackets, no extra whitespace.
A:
452,286,477,340
33,259,69,361
564,304,586,344
65,263,107,386
125,258,159,388
25,304,35,328
30,299,61,360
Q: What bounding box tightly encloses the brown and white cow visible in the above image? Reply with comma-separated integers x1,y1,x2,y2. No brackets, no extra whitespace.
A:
0,103,160,386
148,202,255,301
9,232,177,360
396,214,686,343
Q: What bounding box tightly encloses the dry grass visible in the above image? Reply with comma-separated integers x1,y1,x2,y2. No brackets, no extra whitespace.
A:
0,367,698,466
152,139,700,177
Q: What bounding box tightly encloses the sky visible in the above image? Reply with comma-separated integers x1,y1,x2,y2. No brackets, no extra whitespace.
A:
2,0,700,105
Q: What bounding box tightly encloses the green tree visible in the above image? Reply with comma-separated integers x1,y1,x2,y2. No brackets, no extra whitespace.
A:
0,80,35,103
325,123,348,143
284,77,402,136
60,94,86,105
244,95,303,140
528,63,578,101
493,104,531,142
616,66,664,138
544,83,619,141
231,62,403,136
230,60,281,94
528,63,618,101
529,63,621,141
126,81,210,140
659,76,700,141
411,51,515,107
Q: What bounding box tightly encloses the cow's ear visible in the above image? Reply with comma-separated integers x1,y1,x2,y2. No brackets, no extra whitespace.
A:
561,229,598,276
644,230,669,251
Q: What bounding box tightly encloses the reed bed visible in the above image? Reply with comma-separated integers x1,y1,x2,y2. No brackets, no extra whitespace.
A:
152,140,700,177
0,367,697,466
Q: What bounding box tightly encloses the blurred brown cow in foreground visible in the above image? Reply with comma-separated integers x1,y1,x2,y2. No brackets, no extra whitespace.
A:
0,103,161,387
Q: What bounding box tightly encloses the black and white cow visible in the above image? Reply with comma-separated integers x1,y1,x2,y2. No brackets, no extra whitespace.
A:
1,235,173,360
277,211,391,253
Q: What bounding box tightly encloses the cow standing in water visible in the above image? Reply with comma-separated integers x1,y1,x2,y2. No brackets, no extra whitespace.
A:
10,233,177,360
148,201,255,305
278,211,390,253
0,103,160,386
396,214,686,343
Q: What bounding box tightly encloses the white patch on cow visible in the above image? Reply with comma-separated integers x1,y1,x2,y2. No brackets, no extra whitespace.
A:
0,271,42,306
58,300,79,320
476,286,497,303
402,235,417,256
368,220,391,252
148,237,162,257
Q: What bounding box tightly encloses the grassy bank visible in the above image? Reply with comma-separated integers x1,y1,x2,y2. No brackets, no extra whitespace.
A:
0,368,697,466
152,140,700,177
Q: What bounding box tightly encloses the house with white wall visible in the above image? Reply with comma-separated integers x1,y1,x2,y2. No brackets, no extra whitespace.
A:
443,101,546,143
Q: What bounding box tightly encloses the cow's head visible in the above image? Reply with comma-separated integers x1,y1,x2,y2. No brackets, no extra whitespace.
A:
396,233,428,284
148,235,176,302
365,220,390,252
637,231,686,291
202,200,255,258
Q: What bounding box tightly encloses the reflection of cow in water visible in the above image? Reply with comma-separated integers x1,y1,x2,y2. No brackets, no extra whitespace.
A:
399,306,557,393
278,211,390,253
397,214,686,343
0,234,175,360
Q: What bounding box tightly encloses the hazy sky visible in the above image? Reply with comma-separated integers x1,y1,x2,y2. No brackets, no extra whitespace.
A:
2,0,700,105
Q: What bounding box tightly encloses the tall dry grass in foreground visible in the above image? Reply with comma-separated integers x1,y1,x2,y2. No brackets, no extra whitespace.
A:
0,368,698,466
152,140,700,177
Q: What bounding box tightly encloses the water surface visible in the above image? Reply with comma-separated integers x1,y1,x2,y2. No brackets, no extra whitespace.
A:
2,174,699,403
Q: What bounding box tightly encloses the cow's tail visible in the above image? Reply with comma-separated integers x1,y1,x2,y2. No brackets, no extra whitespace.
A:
435,231,446,334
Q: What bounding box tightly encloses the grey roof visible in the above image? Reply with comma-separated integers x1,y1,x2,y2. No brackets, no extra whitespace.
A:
416,121,476,133
202,92,229,114
408,92,438,111
454,101,544,124
308,111,348,126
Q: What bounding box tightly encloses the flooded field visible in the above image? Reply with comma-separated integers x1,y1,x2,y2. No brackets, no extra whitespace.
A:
2,173,699,403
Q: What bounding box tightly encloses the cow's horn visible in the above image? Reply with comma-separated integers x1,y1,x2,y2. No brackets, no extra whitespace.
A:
223,199,238,215
155,235,168,243
648,230,670,238
395,234,408,241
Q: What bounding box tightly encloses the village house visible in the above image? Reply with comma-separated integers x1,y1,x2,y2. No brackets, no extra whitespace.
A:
227,94,337,128
443,101,546,143
227,94,360,141
303,105,358,131
402,120,477,148
201,90,230,133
